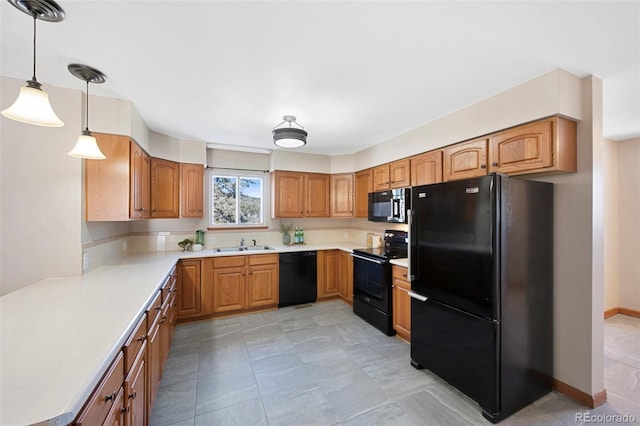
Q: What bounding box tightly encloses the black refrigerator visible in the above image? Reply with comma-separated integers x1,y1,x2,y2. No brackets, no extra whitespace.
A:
409,174,553,423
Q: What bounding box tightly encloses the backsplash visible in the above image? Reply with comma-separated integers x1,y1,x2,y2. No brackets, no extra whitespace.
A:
81,227,390,273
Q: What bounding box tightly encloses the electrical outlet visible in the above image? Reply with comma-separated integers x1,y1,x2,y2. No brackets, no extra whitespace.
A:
158,231,170,236
83,253,89,270
122,241,127,253
343,232,349,240
157,235,166,251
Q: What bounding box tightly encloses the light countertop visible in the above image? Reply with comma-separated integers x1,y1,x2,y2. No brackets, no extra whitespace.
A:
0,242,374,426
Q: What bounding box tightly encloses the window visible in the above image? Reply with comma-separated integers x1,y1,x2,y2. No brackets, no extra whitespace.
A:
210,174,265,227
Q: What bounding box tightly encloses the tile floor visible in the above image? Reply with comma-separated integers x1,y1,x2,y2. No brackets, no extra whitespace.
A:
150,302,640,426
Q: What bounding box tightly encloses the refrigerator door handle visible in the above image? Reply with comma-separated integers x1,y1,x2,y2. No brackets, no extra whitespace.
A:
408,291,428,302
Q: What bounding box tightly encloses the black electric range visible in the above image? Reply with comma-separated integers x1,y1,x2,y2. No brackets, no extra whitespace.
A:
352,230,408,335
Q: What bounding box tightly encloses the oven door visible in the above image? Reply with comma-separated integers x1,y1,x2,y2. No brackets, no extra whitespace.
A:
351,253,390,313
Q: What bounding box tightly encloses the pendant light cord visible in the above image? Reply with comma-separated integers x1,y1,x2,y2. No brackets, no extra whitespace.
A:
85,80,90,133
31,14,37,82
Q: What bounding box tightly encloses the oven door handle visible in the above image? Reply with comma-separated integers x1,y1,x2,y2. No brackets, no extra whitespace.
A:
350,253,386,265
408,291,428,302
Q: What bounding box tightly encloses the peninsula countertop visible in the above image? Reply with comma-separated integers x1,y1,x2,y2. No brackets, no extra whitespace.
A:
0,242,372,425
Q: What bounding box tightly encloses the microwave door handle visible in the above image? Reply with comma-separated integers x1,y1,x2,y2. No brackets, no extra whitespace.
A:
392,199,400,218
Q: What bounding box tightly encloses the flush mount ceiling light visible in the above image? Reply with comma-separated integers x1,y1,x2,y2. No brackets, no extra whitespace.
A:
272,115,307,148
67,63,106,160
1,0,65,127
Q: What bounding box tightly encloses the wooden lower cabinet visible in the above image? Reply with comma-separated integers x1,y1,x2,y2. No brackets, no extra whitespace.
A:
317,250,340,300
176,259,202,319
147,315,162,409
125,342,147,426
392,265,411,342
202,254,279,316
318,250,352,302
337,250,353,303
104,388,126,426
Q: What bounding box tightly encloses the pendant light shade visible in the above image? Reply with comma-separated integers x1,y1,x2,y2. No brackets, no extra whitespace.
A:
67,63,107,160
1,0,66,127
273,115,307,148
1,83,64,127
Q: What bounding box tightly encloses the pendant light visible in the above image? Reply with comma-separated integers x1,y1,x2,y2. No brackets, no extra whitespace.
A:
67,64,106,160
272,115,307,148
1,0,65,127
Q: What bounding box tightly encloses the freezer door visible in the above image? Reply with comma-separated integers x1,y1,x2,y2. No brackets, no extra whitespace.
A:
411,297,499,418
410,176,496,319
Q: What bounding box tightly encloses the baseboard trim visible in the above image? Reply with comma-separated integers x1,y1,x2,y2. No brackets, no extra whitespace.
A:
604,307,640,319
553,379,607,408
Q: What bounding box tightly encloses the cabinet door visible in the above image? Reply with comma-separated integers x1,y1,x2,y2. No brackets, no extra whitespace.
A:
181,163,204,217
372,164,390,191
86,133,131,221
337,251,353,303
489,118,553,175
130,142,150,219
125,342,147,426
212,266,246,312
305,173,331,217
247,264,279,308
354,169,372,218
443,138,488,181
318,250,340,299
177,260,201,319
147,319,162,409
331,173,354,218
103,388,125,426
411,150,443,186
392,266,411,342
272,171,304,217
151,158,180,218
389,159,411,188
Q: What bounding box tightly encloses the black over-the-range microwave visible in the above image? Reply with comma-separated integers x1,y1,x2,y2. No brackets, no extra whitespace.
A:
368,188,411,223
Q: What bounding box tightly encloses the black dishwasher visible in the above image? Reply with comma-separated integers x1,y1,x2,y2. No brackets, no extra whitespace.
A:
278,251,317,308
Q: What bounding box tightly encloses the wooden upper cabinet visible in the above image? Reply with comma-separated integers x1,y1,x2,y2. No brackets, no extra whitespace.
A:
130,142,151,219
305,173,331,217
272,171,305,217
86,133,150,221
411,150,443,186
389,159,411,188
443,138,488,182
354,169,372,218
331,173,354,218
180,163,204,217
489,116,576,176
372,164,391,191
271,171,330,218
150,158,180,218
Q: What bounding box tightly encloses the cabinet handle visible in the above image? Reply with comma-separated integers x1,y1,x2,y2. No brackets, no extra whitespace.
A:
129,390,137,400
121,406,130,414
480,164,487,169
155,306,162,311
492,162,498,166
136,334,146,342
402,273,407,278
104,391,117,402
152,209,157,212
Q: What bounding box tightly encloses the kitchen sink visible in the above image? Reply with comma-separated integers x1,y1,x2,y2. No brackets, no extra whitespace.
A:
215,245,274,253
243,245,274,251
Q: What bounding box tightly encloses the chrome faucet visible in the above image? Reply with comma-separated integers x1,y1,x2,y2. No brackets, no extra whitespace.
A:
240,238,245,247
252,239,257,246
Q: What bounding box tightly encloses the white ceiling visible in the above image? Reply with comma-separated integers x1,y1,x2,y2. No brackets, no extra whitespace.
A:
1,1,639,155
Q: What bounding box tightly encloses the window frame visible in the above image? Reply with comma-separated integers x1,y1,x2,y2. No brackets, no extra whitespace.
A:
207,169,268,229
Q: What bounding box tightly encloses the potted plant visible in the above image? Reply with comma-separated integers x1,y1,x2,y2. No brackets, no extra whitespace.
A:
280,222,292,246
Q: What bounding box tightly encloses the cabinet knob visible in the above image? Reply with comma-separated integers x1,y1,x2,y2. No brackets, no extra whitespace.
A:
129,390,137,400
492,162,498,167
480,164,487,169
136,334,146,342
104,391,117,402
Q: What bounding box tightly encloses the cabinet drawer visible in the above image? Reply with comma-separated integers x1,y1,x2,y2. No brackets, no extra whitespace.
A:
249,253,279,266
74,351,124,425
161,274,174,304
123,314,147,375
147,290,162,327
213,256,246,268
392,266,410,289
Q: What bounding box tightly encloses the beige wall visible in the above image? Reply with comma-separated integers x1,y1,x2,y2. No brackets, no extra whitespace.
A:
617,138,640,311
604,140,620,311
1,77,84,295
